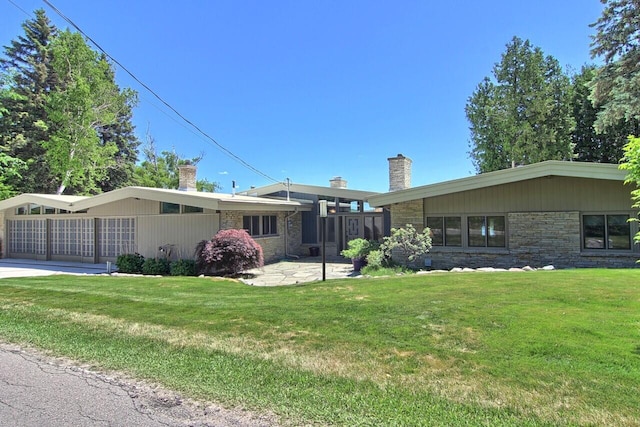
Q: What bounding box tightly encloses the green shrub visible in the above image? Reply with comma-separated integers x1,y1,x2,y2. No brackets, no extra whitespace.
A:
142,258,171,275
340,238,379,260
115,253,145,274
365,249,385,269
381,224,432,267
170,259,197,276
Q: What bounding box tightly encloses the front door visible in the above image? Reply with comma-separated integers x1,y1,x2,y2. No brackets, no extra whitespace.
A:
344,216,361,247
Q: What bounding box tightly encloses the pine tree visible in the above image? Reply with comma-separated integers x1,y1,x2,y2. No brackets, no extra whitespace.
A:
0,9,59,193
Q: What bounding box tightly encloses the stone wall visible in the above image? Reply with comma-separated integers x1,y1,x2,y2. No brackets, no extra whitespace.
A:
389,201,423,231
219,210,302,263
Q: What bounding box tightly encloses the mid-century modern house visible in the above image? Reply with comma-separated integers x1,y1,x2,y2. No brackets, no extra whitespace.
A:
368,157,640,269
239,177,387,257
0,165,312,264
0,157,638,269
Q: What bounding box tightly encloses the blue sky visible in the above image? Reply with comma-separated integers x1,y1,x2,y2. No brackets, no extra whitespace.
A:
2,0,605,193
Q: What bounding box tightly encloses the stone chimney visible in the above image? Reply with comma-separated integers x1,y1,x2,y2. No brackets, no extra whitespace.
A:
388,154,412,191
178,164,197,191
329,176,347,188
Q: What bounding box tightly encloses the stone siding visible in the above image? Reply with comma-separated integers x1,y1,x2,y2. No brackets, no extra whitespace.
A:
389,201,423,231
219,211,302,263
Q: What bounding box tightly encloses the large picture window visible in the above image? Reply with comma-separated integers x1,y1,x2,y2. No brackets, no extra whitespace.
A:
583,214,631,250
427,216,462,246
468,216,506,247
243,215,278,237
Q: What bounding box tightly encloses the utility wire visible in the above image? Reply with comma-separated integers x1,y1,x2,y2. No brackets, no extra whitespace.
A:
42,0,281,184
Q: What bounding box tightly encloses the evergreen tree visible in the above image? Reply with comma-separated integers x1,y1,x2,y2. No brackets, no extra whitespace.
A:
0,9,59,193
590,0,640,131
466,37,575,173
572,65,639,163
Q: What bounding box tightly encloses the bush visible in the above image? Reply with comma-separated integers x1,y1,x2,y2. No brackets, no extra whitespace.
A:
170,259,197,276
340,238,379,260
142,258,171,275
382,224,432,267
365,249,386,269
115,253,145,273
195,229,264,276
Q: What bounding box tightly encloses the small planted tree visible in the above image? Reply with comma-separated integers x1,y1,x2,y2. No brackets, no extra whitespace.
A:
381,224,432,268
195,229,264,276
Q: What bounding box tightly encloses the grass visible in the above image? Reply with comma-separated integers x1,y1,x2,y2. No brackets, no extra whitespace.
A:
0,270,638,426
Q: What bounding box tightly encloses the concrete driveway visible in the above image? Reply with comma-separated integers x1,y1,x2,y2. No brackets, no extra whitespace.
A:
0,259,112,279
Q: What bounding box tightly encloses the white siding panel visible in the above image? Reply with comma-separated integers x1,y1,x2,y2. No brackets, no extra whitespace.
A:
137,214,219,259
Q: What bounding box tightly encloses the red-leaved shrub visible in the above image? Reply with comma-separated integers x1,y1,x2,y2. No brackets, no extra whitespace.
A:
195,229,264,275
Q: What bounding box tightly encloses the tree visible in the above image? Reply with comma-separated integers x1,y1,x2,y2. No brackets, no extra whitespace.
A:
571,65,640,163
45,30,137,195
0,9,59,193
589,0,640,131
95,63,140,192
133,131,220,191
466,36,575,173
619,136,640,247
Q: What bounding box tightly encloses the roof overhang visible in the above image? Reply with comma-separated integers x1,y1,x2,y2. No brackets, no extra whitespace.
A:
0,187,312,213
239,182,379,201
368,161,630,207
0,194,88,211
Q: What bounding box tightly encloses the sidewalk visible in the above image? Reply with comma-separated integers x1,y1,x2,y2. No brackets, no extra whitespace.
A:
0,257,357,285
242,258,357,286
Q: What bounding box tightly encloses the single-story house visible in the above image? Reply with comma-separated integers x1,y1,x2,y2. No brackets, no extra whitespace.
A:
368,158,640,269
0,165,312,264
239,177,387,257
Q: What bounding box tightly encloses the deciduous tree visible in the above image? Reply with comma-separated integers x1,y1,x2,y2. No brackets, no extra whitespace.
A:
45,30,136,195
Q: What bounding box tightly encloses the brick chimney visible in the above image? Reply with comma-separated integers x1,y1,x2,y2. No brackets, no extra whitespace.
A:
388,154,412,191
329,176,347,188
178,164,197,191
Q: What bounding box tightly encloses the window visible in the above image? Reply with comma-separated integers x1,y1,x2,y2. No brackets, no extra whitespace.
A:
16,206,27,215
583,214,631,250
43,206,56,214
319,217,336,243
468,216,505,247
243,215,277,236
29,204,41,215
427,216,462,246
160,202,180,214
182,205,203,214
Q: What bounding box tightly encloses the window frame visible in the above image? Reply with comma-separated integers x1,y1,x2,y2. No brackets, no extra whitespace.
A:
582,213,633,251
243,214,278,237
425,214,507,249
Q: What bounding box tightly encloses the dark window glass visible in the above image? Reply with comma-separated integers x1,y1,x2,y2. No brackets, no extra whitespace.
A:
44,206,56,214
583,215,605,249
606,214,630,250
183,205,203,213
445,217,462,246
487,216,506,247
426,217,443,246
262,215,277,235
468,216,486,247
29,204,41,215
161,202,180,214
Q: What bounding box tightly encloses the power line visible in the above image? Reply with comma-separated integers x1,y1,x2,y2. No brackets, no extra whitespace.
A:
41,0,281,184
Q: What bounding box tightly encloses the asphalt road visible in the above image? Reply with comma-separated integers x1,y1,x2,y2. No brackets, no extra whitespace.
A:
0,343,277,427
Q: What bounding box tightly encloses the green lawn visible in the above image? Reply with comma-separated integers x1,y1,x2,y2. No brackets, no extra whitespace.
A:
0,270,638,426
